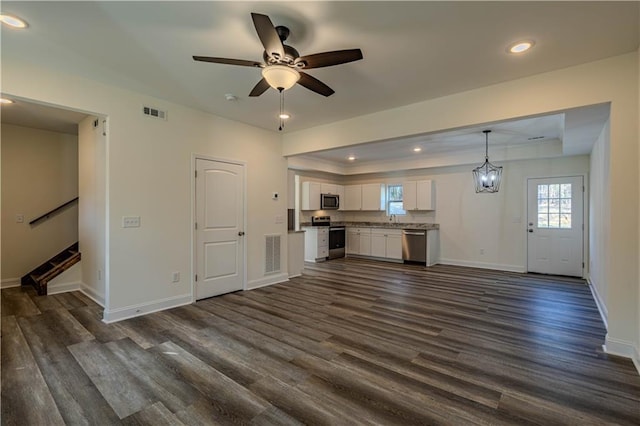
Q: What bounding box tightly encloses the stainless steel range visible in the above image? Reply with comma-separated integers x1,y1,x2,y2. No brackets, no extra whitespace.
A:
312,216,345,259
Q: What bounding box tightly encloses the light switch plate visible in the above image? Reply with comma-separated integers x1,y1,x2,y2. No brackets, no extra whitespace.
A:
275,215,284,224
122,216,141,228
16,214,24,223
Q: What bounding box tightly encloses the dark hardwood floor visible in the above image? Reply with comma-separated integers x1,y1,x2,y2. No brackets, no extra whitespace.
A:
2,258,639,425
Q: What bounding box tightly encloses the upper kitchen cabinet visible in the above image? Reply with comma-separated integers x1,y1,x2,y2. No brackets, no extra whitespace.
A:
403,180,436,211
301,181,321,210
343,184,385,211
343,185,362,210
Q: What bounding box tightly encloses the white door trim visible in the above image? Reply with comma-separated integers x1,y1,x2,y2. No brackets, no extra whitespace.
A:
524,173,588,278
191,153,247,303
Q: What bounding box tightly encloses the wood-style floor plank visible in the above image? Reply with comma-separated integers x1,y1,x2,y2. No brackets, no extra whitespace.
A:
0,315,65,425
2,258,639,424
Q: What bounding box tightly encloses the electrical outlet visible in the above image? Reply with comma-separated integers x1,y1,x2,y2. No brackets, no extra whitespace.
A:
172,272,180,283
15,214,24,223
122,216,141,228
479,248,485,255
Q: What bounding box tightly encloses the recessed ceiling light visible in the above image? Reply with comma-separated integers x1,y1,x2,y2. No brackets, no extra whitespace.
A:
279,113,290,119
0,98,14,104
413,147,422,152
507,40,535,54
347,155,356,161
0,14,28,29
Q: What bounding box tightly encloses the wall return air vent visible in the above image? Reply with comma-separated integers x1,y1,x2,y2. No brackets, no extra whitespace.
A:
142,105,167,120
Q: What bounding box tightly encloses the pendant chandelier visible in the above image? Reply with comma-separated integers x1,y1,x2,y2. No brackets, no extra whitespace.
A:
472,130,502,193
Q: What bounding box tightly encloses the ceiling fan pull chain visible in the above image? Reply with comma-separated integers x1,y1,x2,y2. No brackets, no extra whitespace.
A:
279,88,284,131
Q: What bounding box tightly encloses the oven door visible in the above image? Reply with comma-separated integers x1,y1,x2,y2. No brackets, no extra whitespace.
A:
328,227,346,259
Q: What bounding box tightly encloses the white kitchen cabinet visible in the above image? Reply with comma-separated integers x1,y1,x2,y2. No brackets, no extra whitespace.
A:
402,180,435,211
346,227,371,256
346,228,360,254
362,183,386,211
343,185,362,211
343,184,385,211
386,230,403,260
301,181,321,210
370,229,402,260
303,227,328,262
336,185,345,211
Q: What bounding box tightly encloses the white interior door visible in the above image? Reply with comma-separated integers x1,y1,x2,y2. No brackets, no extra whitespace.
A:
527,176,584,277
195,158,245,299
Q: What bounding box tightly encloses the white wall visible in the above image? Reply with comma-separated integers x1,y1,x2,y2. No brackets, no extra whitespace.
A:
1,124,78,284
589,120,610,324
78,115,106,305
286,52,639,363
3,59,288,321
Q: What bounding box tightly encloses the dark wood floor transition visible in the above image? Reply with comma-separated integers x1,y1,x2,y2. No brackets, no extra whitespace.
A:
2,258,639,425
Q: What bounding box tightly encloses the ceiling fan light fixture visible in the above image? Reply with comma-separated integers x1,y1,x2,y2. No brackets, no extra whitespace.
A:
262,65,300,90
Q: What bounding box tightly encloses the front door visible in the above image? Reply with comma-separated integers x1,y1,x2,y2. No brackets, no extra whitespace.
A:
527,176,584,277
195,158,245,299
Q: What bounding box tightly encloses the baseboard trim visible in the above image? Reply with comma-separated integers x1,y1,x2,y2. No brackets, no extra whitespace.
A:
48,281,82,295
603,336,635,357
633,347,640,375
247,272,289,290
102,294,192,323
288,273,302,279
586,277,608,330
80,284,105,307
439,258,525,273
1,278,21,289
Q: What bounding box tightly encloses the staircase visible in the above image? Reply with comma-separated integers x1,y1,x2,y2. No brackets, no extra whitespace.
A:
21,242,81,295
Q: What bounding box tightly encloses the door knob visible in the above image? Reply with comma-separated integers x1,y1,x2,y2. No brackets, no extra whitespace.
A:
238,231,245,236
528,229,533,233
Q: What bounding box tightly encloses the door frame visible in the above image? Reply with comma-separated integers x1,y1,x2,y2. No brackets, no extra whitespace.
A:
523,173,589,278
191,154,247,302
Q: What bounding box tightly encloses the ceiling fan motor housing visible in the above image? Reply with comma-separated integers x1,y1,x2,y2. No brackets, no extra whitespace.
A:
263,45,303,67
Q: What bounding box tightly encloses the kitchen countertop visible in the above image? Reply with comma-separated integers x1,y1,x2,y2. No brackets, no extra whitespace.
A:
288,230,306,234
300,222,439,230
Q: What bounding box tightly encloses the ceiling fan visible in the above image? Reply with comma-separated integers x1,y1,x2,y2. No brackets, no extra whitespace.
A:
193,13,363,97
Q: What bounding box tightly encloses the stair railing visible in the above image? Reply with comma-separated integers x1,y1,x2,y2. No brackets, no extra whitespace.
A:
29,197,79,226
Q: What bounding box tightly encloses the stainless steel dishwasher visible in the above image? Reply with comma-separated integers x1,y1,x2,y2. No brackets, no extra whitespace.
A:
402,229,426,263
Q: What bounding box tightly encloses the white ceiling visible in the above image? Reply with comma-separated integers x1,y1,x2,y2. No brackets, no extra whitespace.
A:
0,2,635,171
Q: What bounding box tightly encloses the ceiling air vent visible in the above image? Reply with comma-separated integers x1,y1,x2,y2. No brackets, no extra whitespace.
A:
142,105,167,121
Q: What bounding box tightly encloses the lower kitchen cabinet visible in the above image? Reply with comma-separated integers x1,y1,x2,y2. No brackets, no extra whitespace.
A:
370,229,402,260
346,228,371,256
303,227,328,262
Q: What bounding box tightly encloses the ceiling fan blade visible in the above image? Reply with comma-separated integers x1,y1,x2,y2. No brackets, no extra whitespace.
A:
296,49,363,69
251,13,284,60
193,56,262,67
297,72,335,97
249,78,271,97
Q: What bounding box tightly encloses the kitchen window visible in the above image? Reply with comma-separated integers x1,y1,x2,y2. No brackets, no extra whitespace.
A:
387,184,406,215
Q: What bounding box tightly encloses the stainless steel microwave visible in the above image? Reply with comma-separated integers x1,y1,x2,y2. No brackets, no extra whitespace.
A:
320,193,339,210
